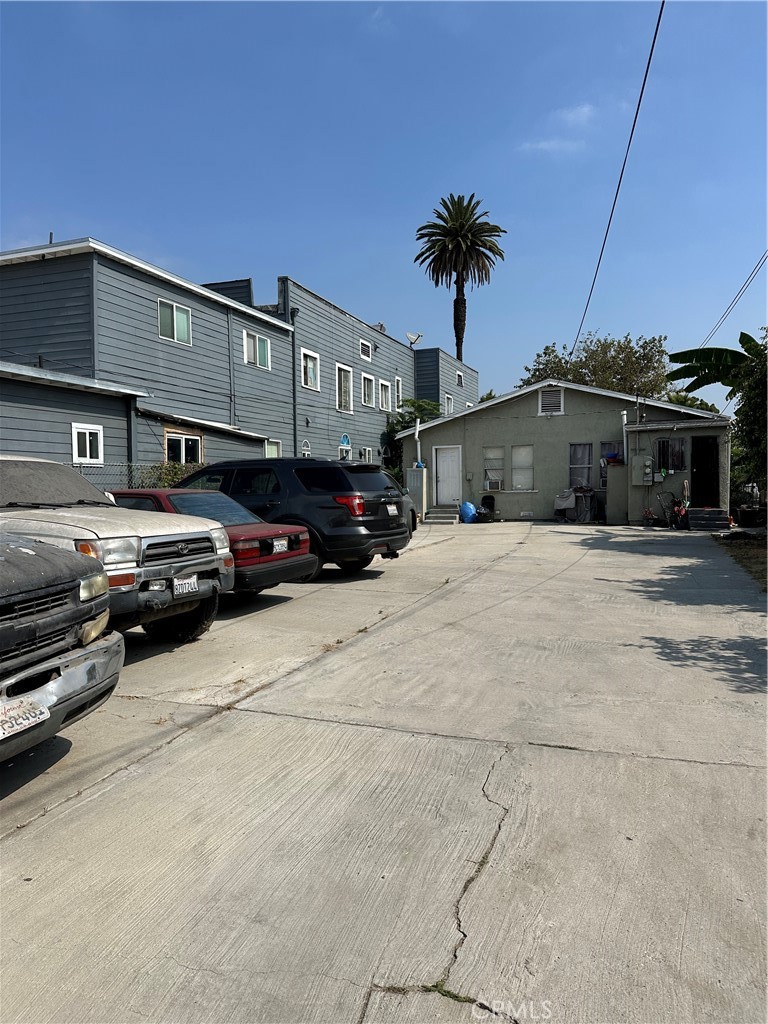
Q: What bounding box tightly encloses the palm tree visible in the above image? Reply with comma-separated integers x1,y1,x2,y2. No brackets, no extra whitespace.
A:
414,193,506,362
667,331,762,399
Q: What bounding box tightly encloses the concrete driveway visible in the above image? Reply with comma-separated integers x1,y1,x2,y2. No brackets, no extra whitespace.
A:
1,523,764,1023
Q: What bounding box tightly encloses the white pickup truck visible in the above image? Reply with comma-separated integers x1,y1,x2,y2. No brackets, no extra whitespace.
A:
0,456,235,643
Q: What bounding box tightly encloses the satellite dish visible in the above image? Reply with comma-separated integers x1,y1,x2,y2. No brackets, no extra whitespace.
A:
406,332,423,347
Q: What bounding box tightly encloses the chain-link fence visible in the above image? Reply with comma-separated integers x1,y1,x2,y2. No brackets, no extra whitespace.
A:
71,463,205,490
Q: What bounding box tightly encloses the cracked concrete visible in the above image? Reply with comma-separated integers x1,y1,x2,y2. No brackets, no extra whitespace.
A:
0,524,764,1023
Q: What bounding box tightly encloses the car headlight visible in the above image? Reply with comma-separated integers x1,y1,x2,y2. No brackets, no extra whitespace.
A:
81,610,110,646
210,528,230,554
79,571,109,601
76,536,141,565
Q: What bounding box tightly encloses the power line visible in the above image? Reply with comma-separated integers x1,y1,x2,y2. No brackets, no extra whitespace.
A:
567,0,665,362
695,249,768,350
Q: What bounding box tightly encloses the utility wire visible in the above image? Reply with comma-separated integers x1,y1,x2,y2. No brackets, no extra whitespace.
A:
567,0,665,362
695,249,768,350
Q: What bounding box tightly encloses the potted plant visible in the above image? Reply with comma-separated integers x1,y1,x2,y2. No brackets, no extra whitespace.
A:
642,507,655,527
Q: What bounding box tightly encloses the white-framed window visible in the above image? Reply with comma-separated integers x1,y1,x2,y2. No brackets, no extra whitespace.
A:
336,364,353,413
265,440,282,457
512,445,534,490
379,380,391,411
361,372,375,407
483,446,504,491
539,386,564,415
166,432,202,465
72,423,104,465
360,447,373,463
444,394,454,416
301,349,320,390
569,443,593,487
395,376,403,410
338,445,352,460
301,439,312,458
599,441,625,488
360,339,373,361
158,299,191,345
244,330,270,369
456,371,464,387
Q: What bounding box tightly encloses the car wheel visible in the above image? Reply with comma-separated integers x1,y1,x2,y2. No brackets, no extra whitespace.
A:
142,593,219,644
335,556,374,576
410,511,417,536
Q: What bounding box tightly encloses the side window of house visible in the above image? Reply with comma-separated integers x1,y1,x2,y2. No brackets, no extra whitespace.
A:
231,468,281,496
655,438,685,472
301,439,312,458
395,377,403,410
511,445,534,490
599,441,625,488
569,443,593,488
379,380,391,411
361,373,375,407
158,300,191,345
166,433,202,464
72,423,104,465
456,371,464,387
483,447,505,490
444,394,454,415
244,330,270,369
302,350,320,390
337,365,353,413
265,440,282,458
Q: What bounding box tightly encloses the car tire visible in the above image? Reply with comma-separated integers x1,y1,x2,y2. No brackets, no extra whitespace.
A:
335,556,374,576
409,511,417,536
142,593,219,644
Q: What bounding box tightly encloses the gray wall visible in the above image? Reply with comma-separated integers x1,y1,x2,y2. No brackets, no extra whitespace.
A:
0,378,130,463
134,415,266,464
0,254,95,376
414,348,479,413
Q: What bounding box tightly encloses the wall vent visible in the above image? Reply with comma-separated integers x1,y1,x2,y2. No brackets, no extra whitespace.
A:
520,511,534,518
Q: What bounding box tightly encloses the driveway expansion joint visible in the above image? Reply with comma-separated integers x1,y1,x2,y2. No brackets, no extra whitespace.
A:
527,740,766,770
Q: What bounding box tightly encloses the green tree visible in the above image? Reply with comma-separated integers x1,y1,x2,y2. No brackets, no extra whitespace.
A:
664,391,720,413
520,332,670,398
479,389,497,402
668,330,767,492
414,193,506,362
381,398,441,480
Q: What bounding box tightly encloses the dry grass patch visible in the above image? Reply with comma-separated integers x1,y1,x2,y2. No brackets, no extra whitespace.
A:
714,532,767,591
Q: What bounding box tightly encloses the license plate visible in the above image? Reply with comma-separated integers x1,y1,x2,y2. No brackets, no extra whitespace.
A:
0,697,50,739
273,538,288,553
386,504,398,516
173,575,199,598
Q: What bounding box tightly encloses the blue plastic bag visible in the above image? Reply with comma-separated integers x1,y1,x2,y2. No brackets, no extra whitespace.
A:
459,501,478,523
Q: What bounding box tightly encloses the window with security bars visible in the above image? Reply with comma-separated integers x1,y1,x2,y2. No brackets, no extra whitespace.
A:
483,447,504,490
511,445,534,490
539,386,563,414
655,438,685,473
599,441,624,488
569,443,593,487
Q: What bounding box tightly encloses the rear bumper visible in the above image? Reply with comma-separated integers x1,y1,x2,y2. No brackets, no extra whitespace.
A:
321,529,410,561
234,554,319,591
0,631,125,762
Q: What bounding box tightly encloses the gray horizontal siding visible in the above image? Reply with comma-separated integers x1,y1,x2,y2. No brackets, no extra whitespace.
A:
229,312,294,444
0,254,95,376
0,379,130,463
134,417,265,465
415,349,479,410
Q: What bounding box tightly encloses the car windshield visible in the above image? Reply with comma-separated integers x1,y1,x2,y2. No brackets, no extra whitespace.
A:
0,460,114,508
168,491,262,526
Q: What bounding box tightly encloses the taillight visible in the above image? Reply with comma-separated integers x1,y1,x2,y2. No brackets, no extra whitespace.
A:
333,494,365,517
232,540,262,554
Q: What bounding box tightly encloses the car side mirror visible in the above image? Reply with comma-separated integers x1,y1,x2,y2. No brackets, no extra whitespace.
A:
401,487,409,495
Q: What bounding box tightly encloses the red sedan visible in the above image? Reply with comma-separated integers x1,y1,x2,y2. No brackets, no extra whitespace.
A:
110,489,318,593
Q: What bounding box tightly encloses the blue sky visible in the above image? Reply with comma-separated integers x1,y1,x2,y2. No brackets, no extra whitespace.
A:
1,1,765,410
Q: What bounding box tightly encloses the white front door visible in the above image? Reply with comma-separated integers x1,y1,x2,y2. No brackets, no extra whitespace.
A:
435,446,462,506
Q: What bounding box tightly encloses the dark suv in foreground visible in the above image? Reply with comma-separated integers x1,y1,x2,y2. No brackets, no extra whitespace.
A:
178,459,410,580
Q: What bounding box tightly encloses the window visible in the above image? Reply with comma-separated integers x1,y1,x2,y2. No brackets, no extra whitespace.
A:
166,433,201,464
395,377,403,410
336,364,353,412
360,447,373,463
301,349,320,390
483,447,504,491
244,330,270,369
511,445,534,490
114,495,159,512
360,339,373,361
301,439,312,458
379,380,391,411
444,394,454,416
339,445,352,460
655,438,686,473
182,468,227,491
456,371,464,387
158,300,191,345
231,467,280,496
72,423,103,465
599,441,625,488
539,386,563,415
361,373,375,407
569,443,593,487
265,440,282,457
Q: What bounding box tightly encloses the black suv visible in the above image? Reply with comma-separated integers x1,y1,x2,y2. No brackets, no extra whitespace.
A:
178,459,410,580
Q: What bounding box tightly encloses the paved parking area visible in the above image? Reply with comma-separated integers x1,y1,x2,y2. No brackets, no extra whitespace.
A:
1,523,765,1023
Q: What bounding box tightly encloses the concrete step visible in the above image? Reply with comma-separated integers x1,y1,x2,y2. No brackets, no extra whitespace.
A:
424,506,459,525
687,508,731,531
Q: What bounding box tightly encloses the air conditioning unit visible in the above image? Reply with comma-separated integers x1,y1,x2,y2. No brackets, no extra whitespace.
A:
485,479,502,491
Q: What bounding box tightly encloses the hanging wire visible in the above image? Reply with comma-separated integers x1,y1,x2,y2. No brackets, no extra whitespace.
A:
695,249,768,350
567,0,665,363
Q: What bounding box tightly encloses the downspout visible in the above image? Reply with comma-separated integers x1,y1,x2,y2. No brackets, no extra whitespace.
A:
414,418,421,465
290,305,299,457
621,410,628,463
227,308,236,426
